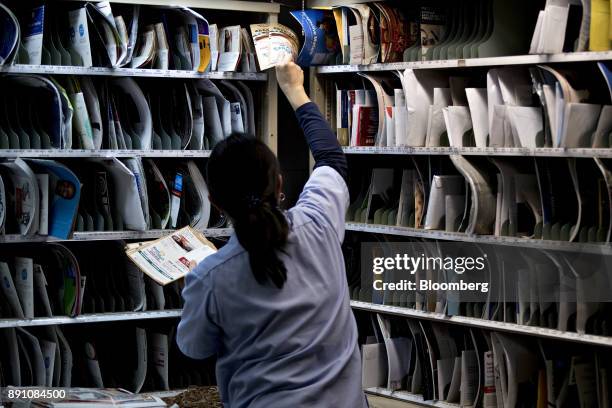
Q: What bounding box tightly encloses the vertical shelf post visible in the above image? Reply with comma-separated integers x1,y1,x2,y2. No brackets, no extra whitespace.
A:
261,12,280,154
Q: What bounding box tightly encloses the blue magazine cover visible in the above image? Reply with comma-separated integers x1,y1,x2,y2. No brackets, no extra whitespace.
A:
290,9,340,66
29,160,81,239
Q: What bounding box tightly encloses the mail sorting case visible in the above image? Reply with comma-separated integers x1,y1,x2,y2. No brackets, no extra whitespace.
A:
305,0,612,406
3,0,612,405
0,0,279,396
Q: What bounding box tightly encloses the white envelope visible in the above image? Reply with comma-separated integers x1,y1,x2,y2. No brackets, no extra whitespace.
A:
68,8,93,67
403,69,449,146
560,103,602,148
384,106,395,147
80,78,102,149
489,105,511,147
397,170,416,226
487,69,505,139
186,161,211,230
529,11,545,54
14,257,34,319
202,96,224,147
98,158,147,231
465,88,489,148
424,175,464,230
40,340,57,387
538,5,570,54
124,158,150,229
507,106,544,148
186,83,205,150
362,343,387,388
221,80,249,134
393,106,408,146
426,88,452,147
443,106,474,148
460,350,478,406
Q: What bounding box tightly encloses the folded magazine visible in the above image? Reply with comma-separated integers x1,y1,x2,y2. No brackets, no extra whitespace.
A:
126,226,217,285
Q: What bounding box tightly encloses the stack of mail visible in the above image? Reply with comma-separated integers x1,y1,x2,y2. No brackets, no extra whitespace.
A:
346,155,612,243
297,0,538,66
0,75,257,151
2,1,257,73
335,62,612,149
530,0,612,54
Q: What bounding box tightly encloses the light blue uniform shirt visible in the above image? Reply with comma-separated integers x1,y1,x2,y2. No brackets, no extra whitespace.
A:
177,166,367,408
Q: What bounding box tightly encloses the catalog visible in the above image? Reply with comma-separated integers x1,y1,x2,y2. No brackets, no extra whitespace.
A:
126,226,217,285
250,23,299,70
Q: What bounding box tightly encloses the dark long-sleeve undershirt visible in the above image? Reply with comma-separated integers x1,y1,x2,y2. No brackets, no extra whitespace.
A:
295,102,348,183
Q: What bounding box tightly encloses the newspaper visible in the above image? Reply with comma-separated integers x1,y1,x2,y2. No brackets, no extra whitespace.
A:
126,226,217,285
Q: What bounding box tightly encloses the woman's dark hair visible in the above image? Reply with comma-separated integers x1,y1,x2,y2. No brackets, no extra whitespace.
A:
206,134,289,288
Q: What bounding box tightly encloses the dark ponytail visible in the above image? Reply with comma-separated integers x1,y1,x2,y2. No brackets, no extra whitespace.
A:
206,134,289,288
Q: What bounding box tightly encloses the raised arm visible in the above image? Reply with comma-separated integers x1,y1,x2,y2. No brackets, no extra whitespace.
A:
276,62,348,183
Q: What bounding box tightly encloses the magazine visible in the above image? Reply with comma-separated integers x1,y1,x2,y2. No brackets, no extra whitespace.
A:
250,23,298,70
125,226,217,285
420,6,445,60
290,9,340,66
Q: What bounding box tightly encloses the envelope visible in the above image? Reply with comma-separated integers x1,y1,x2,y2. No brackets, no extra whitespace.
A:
560,103,602,148
424,175,464,230
443,106,474,148
465,88,489,148
426,88,451,147
507,106,544,148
